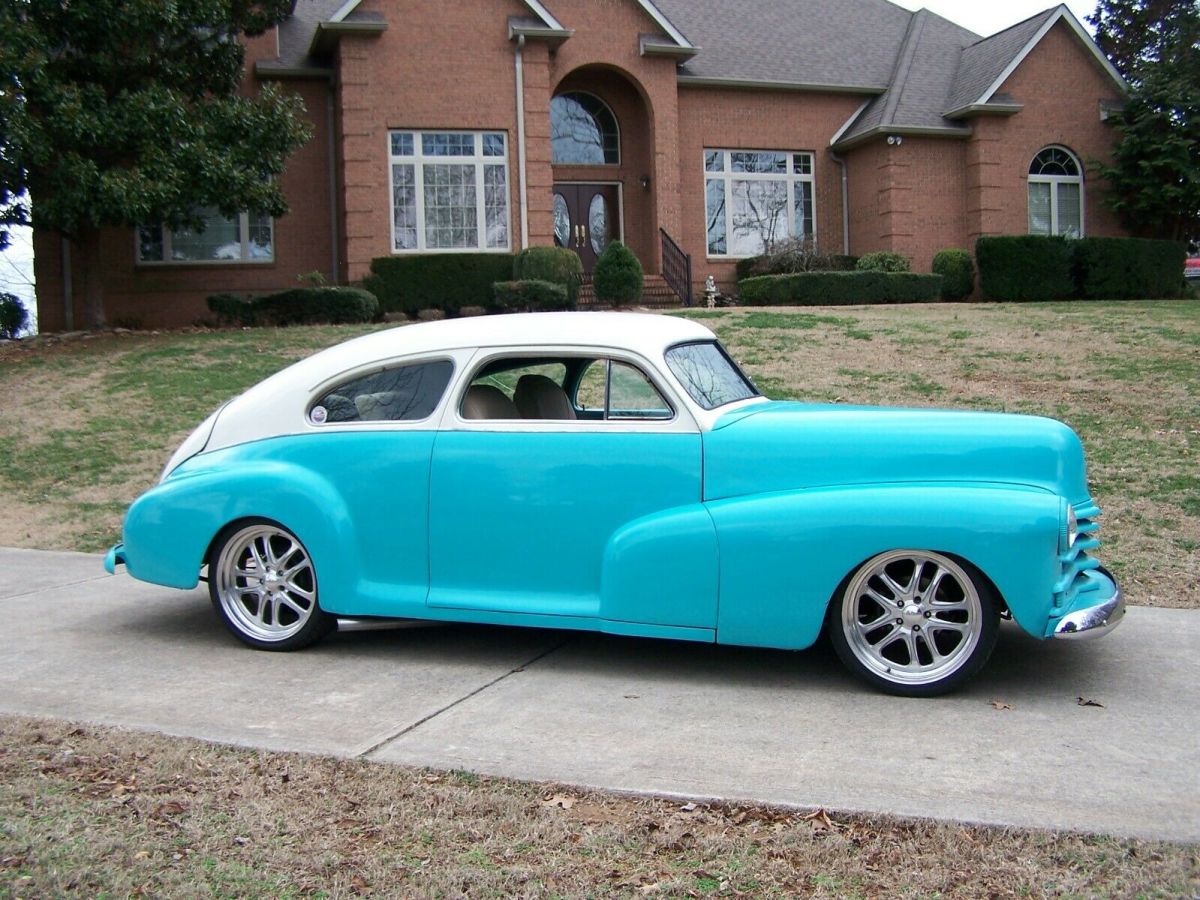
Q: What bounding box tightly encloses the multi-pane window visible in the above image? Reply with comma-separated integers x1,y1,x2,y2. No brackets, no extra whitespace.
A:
704,149,815,257
1028,146,1083,238
389,130,510,252
138,209,273,263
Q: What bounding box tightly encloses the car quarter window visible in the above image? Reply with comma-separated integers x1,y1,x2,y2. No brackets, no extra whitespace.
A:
310,358,454,424
577,359,673,420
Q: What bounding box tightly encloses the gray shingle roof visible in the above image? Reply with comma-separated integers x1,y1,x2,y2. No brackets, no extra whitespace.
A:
945,7,1058,113
268,1,1110,148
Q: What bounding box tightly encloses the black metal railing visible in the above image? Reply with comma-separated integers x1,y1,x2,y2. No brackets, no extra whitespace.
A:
660,228,693,307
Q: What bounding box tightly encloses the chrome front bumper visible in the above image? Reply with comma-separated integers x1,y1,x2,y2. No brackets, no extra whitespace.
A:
1052,576,1124,639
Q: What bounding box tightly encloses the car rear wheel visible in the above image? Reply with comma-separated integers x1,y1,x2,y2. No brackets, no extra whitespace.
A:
209,520,333,651
828,550,999,696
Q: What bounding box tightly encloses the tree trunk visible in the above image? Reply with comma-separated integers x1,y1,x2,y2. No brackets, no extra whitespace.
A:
76,227,107,330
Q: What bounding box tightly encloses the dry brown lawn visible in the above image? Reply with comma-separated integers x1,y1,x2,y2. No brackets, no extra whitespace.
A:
2,716,1195,899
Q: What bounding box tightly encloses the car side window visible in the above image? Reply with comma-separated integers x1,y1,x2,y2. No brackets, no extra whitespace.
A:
575,360,673,421
310,358,454,424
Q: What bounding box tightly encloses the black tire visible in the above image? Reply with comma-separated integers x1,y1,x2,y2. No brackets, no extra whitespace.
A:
208,519,334,651
827,550,1000,697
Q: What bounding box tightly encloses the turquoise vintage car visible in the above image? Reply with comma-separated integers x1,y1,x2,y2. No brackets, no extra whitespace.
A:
106,312,1122,695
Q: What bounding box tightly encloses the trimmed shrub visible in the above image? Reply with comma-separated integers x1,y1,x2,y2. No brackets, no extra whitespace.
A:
513,247,583,306
492,279,570,312
738,271,943,306
0,291,29,338
856,251,911,273
1073,237,1186,300
207,287,378,327
932,249,976,300
976,236,1074,301
592,240,643,306
362,253,515,316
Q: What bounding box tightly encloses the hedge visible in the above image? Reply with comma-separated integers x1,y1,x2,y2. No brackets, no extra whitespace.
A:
932,249,976,300
207,287,378,326
492,279,571,312
735,252,858,281
977,235,1187,301
856,251,911,273
362,253,515,316
738,271,944,306
975,236,1077,301
513,247,583,306
1072,237,1186,300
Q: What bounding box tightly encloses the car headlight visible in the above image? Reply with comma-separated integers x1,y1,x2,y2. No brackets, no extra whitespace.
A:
1063,503,1079,551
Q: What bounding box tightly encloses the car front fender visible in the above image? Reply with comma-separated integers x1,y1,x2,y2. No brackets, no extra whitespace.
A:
707,483,1063,650
122,460,361,610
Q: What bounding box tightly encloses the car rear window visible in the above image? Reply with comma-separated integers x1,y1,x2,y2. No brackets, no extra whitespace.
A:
310,359,454,424
664,341,760,410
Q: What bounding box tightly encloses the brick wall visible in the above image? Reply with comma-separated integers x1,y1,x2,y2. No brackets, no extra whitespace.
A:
675,88,865,296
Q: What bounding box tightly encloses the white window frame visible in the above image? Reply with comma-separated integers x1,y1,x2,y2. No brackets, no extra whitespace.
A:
1027,145,1085,238
136,212,274,265
703,149,817,259
388,129,512,254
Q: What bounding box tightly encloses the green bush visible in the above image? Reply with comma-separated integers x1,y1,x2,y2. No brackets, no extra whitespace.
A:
362,254,515,316
513,247,582,306
1072,237,1186,300
738,271,943,305
856,251,911,273
206,287,378,327
932,249,976,300
592,241,643,306
492,279,570,312
976,236,1074,301
0,291,29,338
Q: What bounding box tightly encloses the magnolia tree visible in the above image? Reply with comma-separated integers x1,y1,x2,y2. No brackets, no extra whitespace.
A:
0,0,312,327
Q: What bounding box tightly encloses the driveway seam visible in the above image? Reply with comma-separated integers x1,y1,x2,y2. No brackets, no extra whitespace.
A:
0,573,111,602
356,637,572,759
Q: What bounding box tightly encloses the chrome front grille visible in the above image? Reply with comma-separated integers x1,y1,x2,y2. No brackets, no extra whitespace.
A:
1053,500,1102,610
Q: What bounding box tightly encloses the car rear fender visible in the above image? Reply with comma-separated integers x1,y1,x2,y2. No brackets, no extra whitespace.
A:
122,461,361,610
706,484,1062,649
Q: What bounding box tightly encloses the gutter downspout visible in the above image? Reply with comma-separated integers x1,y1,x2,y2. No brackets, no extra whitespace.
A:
830,152,850,256
514,35,529,250
61,235,74,331
326,81,341,284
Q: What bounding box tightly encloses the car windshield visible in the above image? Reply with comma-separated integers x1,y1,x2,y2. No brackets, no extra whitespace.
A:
664,341,761,410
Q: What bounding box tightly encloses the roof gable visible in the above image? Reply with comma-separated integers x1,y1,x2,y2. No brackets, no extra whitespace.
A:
945,5,1126,115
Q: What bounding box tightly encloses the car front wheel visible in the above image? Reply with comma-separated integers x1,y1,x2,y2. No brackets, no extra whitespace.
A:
828,550,999,696
209,520,333,651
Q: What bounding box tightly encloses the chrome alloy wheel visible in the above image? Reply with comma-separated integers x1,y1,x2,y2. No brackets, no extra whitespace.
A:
213,524,319,643
840,550,985,688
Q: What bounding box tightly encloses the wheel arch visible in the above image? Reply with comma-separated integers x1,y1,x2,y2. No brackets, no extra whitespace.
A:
707,483,1062,650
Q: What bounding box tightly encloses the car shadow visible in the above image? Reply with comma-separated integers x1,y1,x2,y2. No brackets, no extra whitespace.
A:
116,594,1111,695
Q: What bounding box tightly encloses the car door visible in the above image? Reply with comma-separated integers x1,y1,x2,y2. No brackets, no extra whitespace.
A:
426,350,711,627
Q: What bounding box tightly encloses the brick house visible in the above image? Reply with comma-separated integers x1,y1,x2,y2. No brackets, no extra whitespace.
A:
34,0,1128,330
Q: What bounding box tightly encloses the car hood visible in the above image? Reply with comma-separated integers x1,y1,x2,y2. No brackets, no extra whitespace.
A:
703,401,1090,504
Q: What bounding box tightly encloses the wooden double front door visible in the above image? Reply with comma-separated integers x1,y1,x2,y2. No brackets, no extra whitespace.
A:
553,183,619,273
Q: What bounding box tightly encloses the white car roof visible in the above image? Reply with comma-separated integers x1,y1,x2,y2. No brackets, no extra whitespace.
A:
204,312,721,452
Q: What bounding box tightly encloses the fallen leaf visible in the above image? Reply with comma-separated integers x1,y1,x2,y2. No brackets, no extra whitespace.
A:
233,836,249,846
1076,696,1105,708
989,700,1013,710
802,809,838,832
623,694,640,700
350,873,371,894
638,885,661,896
680,802,698,813
541,793,576,810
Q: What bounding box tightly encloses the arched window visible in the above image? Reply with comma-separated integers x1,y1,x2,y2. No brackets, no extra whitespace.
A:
550,92,619,165
1028,146,1083,238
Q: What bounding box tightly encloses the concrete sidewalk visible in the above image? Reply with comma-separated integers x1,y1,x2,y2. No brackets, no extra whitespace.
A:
1,547,1197,842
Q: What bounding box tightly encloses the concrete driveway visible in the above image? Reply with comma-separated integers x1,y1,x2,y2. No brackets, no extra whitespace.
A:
2,547,1197,843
